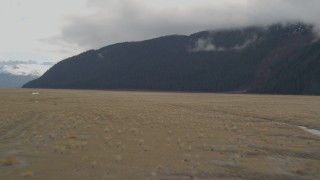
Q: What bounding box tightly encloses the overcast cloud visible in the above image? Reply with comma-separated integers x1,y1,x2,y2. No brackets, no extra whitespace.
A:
1,0,319,63
49,0,320,50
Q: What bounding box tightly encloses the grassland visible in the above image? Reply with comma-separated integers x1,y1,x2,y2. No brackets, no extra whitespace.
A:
0,89,319,179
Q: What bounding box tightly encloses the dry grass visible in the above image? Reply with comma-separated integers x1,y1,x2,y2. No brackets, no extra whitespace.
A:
288,166,305,175
1,157,19,166
0,89,319,179
20,170,34,177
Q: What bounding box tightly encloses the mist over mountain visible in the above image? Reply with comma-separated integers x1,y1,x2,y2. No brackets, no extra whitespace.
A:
23,23,320,95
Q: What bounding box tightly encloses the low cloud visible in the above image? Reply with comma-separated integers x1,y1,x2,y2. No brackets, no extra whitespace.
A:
0,61,52,76
190,33,258,52
49,0,320,50
233,35,258,51
190,38,225,52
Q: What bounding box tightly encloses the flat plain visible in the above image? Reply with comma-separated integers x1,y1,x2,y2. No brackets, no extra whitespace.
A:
0,89,319,179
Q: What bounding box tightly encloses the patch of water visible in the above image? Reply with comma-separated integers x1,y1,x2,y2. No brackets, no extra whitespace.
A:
298,126,320,137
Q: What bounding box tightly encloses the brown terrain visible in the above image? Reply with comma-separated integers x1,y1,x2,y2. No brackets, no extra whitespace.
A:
0,89,319,179
244,30,315,91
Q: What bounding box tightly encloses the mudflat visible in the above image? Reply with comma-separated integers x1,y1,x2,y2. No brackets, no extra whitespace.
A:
0,89,319,179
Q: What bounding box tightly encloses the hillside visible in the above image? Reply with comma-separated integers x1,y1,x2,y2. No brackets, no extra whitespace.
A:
23,23,320,95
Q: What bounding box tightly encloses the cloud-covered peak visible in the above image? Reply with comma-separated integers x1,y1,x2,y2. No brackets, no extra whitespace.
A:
0,61,52,76
46,0,320,51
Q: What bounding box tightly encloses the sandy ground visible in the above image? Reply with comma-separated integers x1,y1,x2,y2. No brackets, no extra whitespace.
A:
0,89,319,179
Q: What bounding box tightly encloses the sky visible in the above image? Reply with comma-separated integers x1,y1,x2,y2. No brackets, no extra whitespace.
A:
1,0,320,64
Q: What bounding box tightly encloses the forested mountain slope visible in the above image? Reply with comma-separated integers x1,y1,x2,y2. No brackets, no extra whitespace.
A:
23,23,320,95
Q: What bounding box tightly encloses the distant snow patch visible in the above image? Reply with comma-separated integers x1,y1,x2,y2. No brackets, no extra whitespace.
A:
299,126,320,137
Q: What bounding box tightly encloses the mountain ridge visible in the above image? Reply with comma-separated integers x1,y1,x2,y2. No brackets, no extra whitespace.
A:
23,23,320,95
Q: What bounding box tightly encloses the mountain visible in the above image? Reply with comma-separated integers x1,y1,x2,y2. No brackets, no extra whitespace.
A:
0,73,36,88
0,61,52,88
23,23,320,95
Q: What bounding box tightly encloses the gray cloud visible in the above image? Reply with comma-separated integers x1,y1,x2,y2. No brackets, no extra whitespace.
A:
50,0,320,50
